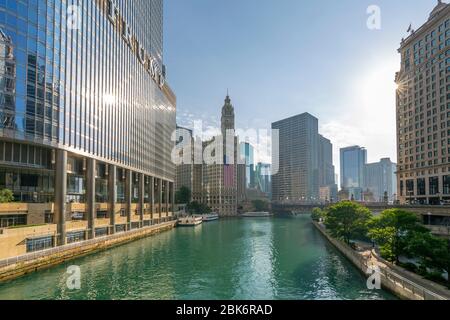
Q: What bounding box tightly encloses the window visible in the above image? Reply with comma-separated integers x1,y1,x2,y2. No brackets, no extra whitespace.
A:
71,212,85,221
444,175,450,195
67,231,86,244
95,227,108,238
115,224,126,233
417,178,426,196
26,236,53,253
429,177,439,195
45,211,54,224
96,211,108,219
0,215,27,228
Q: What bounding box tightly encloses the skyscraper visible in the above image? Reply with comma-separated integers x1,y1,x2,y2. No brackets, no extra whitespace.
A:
239,142,255,188
340,146,367,201
272,113,320,202
201,94,240,216
0,0,176,259
396,1,450,205
255,163,271,197
364,158,397,202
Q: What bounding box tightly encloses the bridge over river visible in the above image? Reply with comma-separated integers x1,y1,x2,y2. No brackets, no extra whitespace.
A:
272,202,450,216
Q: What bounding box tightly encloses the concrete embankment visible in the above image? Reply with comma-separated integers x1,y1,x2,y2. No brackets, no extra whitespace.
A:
0,221,176,282
312,221,450,300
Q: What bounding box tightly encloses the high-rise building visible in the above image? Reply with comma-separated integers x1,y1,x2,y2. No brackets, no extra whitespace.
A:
340,146,367,201
174,126,194,201
318,135,337,202
239,142,255,188
396,1,450,205
272,113,320,202
364,158,397,202
190,95,240,216
0,0,176,259
255,163,271,197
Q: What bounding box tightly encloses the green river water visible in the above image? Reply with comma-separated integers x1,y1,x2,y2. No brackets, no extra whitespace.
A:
0,216,396,300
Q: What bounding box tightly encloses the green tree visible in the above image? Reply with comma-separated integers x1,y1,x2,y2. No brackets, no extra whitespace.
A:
406,232,450,288
311,207,325,221
186,201,212,215
0,189,14,203
252,200,269,212
324,201,372,244
175,186,191,204
368,209,428,263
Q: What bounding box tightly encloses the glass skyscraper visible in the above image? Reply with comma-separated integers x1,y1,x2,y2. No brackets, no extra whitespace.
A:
340,146,367,201
0,0,176,257
239,142,255,188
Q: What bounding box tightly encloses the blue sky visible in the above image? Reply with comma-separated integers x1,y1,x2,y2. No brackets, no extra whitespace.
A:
164,0,438,169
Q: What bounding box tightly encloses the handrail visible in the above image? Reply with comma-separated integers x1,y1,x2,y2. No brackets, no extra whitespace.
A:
314,222,448,300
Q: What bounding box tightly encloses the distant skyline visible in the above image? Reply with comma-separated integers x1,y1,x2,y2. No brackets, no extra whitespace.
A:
164,0,438,172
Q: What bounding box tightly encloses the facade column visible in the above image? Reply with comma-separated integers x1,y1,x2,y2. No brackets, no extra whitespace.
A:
150,176,155,221
139,173,145,227
158,178,163,219
86,158,96,239
125,169,132,230
171,182,175,218
165,180,169,218
108,165,116,234
54,149,67,246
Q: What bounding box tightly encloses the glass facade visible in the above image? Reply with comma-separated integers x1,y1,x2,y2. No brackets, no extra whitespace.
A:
0,0,177,254
0,0,175,182
340,146,367,190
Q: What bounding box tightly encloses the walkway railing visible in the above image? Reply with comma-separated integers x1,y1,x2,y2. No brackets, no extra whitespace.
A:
314,221,449,300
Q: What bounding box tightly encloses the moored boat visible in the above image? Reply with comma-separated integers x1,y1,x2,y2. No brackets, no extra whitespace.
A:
177,216,203,227
198,213,219,222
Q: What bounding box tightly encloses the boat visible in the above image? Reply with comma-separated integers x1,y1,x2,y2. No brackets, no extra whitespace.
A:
177,216,203,227
241,212,273,218
198,213,219,222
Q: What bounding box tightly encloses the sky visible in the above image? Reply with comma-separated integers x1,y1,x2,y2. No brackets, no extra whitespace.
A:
164,0,439,175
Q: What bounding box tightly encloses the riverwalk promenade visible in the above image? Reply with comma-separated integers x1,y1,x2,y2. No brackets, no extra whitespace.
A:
312,221,450,300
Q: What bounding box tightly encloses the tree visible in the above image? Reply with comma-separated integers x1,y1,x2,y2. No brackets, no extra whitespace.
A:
311,207,325,222
186,201,212,215
175,186,191,204
324,201,372,244
368,209,428,263
406,232,450,288
252,199,269,212
0,189,14,203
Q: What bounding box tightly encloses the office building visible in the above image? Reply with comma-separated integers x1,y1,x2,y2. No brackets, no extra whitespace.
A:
318,135,337,202
255,162,271,197
187,94,240,216
364,158,397,202
340,146,367,201
0,0,176,259
396,1,450,204
239,142,255,189
272,113,321,203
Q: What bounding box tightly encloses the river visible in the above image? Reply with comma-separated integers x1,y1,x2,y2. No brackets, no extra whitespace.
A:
0,216,396,300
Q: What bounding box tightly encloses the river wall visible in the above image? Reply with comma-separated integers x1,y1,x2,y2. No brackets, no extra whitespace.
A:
0,221,176,282
312,221,450,300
